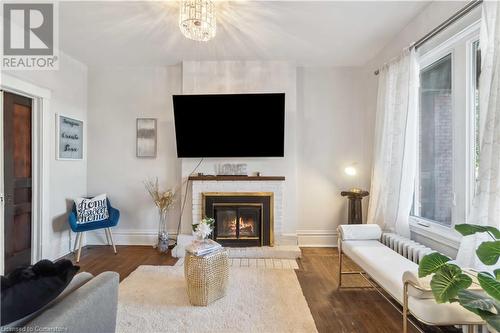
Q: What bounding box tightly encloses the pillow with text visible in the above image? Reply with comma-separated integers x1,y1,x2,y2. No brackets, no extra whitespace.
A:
75,194,109,224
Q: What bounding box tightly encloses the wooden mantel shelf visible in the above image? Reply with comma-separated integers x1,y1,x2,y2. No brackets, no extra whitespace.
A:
188,175,285,181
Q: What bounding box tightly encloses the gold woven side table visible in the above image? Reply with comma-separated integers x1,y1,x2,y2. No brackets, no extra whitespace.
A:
184,248,229,306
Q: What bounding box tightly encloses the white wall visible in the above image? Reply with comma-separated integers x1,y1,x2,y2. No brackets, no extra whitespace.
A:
86,66,182,245
85,62,370,247
364,1,469,132
366,1,467,71
296,67,371,246
3,52,88,260
180,61,299,242
364,0,469,121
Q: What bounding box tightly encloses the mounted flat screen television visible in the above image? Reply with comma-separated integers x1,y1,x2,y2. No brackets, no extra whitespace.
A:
172,93,285,158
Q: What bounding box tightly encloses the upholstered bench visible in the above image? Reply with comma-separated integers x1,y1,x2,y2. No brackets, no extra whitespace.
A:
337,224,485,333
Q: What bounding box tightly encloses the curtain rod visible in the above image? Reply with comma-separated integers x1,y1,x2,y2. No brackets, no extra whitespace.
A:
374,0,483,76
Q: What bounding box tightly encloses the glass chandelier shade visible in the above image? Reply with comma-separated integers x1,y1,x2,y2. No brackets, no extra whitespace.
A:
179,0,216,42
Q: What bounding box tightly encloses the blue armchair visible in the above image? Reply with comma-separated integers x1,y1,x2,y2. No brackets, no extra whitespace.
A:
69,198,120,262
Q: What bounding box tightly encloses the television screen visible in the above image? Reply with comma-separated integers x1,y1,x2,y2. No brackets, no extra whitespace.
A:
172,93,285,158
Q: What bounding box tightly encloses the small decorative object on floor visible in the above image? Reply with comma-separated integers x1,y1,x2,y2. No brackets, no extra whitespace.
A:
340,189,369,224
157,231,169,253
184,248,229,306
144,178,175,253
192,217,215,240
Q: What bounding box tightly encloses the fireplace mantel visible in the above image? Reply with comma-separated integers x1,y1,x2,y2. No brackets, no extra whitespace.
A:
189,175,285,181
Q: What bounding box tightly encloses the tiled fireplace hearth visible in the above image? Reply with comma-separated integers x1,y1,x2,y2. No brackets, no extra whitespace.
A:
190,176,285,246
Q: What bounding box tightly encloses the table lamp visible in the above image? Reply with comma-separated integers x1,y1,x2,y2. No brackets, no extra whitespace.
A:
341,164,369,224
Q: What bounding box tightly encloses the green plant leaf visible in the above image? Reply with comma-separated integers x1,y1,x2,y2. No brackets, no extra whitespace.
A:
458,289,499,314
458,290,500,331
495,269,500,280
455,224,500,239
418,252,452,277
479,272,500,301
485,314,500,332
476,241,500,265
430,264,472,303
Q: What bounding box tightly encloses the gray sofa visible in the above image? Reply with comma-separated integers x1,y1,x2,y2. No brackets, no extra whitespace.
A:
6,271,119,333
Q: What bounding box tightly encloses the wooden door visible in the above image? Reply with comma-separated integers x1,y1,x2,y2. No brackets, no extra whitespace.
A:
3,91,33,274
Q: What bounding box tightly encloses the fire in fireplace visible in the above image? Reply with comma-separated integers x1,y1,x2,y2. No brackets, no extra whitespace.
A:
203,193,273,247
215,206,261,239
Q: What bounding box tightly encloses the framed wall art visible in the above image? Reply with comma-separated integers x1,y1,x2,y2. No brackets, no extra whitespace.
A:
136,118,157,158
56,114,83,160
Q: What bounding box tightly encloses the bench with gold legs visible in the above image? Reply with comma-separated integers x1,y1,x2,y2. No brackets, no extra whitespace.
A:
337,224,484,333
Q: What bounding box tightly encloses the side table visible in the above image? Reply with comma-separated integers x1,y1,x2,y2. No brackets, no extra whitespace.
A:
184,248,229,306
340,190,369,224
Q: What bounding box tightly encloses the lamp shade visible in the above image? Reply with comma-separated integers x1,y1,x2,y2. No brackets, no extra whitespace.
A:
344,166,357,176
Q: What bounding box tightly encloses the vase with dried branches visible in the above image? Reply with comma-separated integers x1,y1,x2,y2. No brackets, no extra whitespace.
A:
144,178,175,253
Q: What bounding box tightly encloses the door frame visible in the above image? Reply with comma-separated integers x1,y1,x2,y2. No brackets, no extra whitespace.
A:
0,74,51,275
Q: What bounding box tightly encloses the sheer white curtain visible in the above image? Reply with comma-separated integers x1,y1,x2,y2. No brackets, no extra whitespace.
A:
367,49,419,238
457,1,500,269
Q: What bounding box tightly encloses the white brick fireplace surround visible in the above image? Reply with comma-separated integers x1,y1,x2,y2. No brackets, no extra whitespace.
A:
191,179,286,244
171,176,301,259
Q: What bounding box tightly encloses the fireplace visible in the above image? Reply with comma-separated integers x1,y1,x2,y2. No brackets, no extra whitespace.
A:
203,192,273,247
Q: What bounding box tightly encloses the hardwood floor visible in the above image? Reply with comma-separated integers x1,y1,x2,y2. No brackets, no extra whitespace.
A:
64,246,460,333
64,245,177,281
296,248,405,333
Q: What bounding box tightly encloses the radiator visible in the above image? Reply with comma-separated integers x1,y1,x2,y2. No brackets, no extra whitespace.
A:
381,233,434,264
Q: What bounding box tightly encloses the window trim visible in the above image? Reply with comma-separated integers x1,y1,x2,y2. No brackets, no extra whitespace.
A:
414,49,455,227
409,216,462,250
466,37,480,222
412,21,480,230
418,20,480,66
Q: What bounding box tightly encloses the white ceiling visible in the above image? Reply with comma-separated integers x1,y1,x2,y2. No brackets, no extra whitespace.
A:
60,1,431,67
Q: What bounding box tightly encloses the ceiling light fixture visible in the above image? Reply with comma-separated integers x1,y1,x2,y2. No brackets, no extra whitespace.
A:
179,0,216,42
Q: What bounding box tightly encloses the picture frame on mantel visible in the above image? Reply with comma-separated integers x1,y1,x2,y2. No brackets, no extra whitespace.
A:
136,118,157,158
56,114,84,160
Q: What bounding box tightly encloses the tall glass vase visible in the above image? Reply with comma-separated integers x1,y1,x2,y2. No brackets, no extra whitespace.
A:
157,210,169,253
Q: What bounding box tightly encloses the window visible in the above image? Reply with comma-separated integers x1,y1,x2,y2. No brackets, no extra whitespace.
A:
418,55,453,225
412,23,480,227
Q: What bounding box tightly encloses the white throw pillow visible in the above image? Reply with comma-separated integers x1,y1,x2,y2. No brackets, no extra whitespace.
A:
75,194,109,224
338,224,382,241
402,270,434,299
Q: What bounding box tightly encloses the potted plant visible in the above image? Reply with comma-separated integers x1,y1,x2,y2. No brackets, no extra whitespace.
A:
418,224,500,331
144,178,175,253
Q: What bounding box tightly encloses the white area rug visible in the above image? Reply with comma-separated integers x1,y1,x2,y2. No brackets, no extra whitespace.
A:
117,265,317,333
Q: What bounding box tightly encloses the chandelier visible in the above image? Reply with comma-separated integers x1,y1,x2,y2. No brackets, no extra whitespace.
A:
179,0,216,42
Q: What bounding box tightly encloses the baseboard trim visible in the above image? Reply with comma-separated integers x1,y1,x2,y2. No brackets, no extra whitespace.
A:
85,229,178,246
296,230,338,247
85,229,338,247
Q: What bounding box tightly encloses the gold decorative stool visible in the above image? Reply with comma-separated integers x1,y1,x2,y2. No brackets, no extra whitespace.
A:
184,248,229,306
